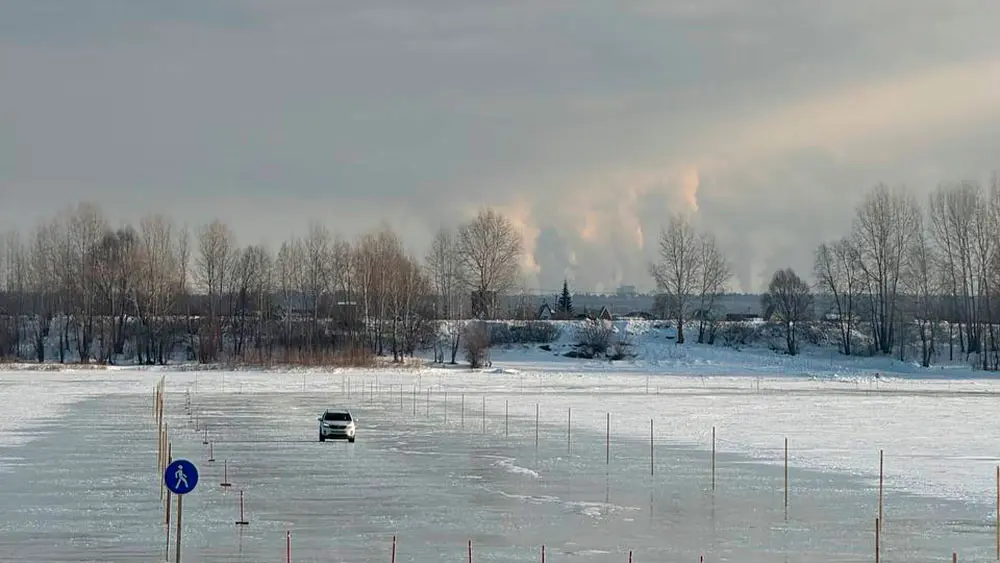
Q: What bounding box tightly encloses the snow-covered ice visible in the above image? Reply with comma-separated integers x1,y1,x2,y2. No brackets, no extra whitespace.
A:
0,341,997,560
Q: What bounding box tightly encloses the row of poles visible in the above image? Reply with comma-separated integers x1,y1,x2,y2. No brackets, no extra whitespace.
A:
357,378,1000,561
158,375,1000,561
156,380,277,561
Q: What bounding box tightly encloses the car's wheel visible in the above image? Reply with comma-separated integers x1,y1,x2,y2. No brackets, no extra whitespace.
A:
348,436,355,443
319,433,325,442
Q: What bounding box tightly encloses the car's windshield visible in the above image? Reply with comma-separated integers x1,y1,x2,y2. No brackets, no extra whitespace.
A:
324,412,351,421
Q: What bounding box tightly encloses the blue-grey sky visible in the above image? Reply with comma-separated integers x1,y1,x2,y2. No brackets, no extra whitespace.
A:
3,1,1000,293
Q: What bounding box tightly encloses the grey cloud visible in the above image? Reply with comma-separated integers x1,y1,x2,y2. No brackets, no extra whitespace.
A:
2,0,1000,292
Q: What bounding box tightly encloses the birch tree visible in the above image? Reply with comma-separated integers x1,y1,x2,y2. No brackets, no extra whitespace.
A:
814,238,862,355
852,184,920,355
695,232,731,344
196,219,235,361
762,268,813,355
649,213,701,344
457,209,522,319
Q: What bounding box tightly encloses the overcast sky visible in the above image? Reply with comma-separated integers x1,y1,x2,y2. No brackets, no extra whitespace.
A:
3,1,1000,293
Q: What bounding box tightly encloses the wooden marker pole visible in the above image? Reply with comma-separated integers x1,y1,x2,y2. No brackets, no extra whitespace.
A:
535,403,539,449
567,407,571,452
711,426,716,491
875,517,880,563
605,413,610,465
784,437,789,515
164,447,172,559
650,419,654,476
878,449,884,525
160,425,167,501
235,490,249,525
391,535,396,563
468,539,472,563
174,494,183,563
541,545,545,563
286,530,291,563
221,459,231,487
165,444,172,523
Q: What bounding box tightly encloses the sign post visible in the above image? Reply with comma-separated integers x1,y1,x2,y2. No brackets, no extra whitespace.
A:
164,458,199,563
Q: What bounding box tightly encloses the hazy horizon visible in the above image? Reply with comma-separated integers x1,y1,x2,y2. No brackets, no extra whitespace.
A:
3,1,1000,293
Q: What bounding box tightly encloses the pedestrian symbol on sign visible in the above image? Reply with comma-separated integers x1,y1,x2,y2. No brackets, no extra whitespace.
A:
164,459,199,495
175,464,189,489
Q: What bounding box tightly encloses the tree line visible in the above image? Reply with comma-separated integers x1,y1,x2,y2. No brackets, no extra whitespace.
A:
650,176,1000,369
6,176,1000,369
0,204,524,366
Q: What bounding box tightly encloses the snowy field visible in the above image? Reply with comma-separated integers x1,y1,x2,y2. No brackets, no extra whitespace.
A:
0,343,998,560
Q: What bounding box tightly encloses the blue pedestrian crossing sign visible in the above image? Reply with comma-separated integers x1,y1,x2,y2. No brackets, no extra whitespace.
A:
164,459,199,495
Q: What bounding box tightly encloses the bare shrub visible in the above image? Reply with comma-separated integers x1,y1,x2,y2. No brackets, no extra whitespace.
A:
575,320,613,358
719,322,757,350
463,320,491,369
525,321,562,344
609,331,635,361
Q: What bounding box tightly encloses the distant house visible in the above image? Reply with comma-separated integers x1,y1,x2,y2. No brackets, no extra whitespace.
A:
725,312,762,322
537,303,554,320
622,311,653,320
597,306,613,321
822,312,858,323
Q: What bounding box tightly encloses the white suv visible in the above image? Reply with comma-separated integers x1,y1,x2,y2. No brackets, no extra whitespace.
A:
318,409,356,443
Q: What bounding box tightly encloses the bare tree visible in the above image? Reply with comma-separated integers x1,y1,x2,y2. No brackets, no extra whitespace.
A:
275,237,304,359
463,319,491,368
195,219,235,362
301,222,332,354
695,232,731,343
649,213,701,344
61,203,108,362
928,181,980,359
814,238,862,355
387,253,432,362
972,179,1000,370
457,209,523,319
852,184,921,355
176,224,193,361
27,221,58,362
762,268,813,355
903,212,937,367
230,244,272,360
133,215,184,365
0,232,29,359
426,227,467,362
92,226,137,362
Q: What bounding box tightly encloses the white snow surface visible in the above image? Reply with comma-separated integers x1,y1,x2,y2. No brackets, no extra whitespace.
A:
2,335,999,512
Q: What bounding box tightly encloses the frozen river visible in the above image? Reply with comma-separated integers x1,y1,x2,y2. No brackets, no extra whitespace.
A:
0,372,994,561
